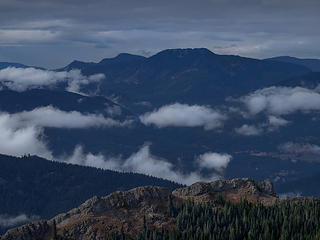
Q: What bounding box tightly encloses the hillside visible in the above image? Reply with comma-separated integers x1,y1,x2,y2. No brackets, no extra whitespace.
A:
2,178,320,240
266,56,320,72
63,48,310,110
0,178,278,240
0,154,181,234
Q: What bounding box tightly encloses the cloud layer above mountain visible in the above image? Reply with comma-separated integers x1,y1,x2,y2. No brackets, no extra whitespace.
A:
0,106,131,158
0,67,104,92
6,106,131,129
0,114,52,158
140,103,226,130
66,144,232,185
241,86,320,116
0,105,231,185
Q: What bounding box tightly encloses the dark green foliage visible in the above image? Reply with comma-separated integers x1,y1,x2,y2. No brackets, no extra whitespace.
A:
52,220,58,240
111,198,320,240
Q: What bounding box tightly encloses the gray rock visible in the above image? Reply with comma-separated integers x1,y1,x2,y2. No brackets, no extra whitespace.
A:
172,178,277,197
52,186,171,225
0,220,49,240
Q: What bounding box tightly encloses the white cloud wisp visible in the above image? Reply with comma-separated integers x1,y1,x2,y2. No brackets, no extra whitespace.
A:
140,103,227,130
0,67,104,92
0,106,132,158
0,214,39,228
65,144,232,185
241,85,320,116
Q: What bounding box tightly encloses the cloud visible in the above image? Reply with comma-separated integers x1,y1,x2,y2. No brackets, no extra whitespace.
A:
7,106,131,129
0,114,52,159
279,142,320,155
0,107,132,158
64,144,232,185
0,214,39,228
0,67,105,92
241,85,320,116
196,152,232,173
279,142,320,162
140,103,227,130
235,124,263,136
267,115,290,130
0,106,231,185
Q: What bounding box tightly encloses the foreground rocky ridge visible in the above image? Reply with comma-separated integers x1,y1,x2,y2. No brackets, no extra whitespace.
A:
0,178,278,240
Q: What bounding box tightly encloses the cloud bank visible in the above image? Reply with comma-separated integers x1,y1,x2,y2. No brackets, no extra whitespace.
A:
0,106,132,158
0,114,52,159
0,106,231,185
140,103,226,130
0,214,39,228
0,67,104,92
7,106,131,129
241,85,320,116
235,124,262,136
65,144,232,185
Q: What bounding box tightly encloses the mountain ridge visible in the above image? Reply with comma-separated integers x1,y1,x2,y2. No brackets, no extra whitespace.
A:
0,178,278,240
266,56,320,72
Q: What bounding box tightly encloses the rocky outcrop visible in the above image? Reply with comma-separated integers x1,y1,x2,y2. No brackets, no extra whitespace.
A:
172,178,276,197
0,221,49,240
0,179,278,240
52,186,171,226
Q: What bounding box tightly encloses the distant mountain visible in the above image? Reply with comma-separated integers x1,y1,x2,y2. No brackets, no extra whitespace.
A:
266,56,320,72
0,89,133,118
0,62,30,70
0,154,181,234
276,72,320,88
0,62,45,70
63,48,310,110
0,49,319,204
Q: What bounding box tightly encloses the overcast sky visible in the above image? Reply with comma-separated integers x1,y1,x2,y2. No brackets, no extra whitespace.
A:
0,0,319,68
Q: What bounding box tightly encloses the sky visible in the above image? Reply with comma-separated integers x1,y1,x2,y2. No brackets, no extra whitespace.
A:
0,0,319,68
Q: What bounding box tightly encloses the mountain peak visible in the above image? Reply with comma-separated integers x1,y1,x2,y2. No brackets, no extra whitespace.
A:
99,53,146,64
155,48,215,58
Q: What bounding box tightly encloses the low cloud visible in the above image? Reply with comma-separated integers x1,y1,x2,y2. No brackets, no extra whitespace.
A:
267,116,290,129
0,107,132,158
241,85,320,116
0,107,231,185
65,144,232,185
235,124,262,136
0,67,104,93
140,103,227,130
279,142,320,162
0,114,52,159
0,214,39,228
7,106,131,129
196,152,232,173
279,142,320,155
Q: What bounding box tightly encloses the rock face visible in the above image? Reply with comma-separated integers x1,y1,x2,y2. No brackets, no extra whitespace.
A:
52,186,171,226
0,221,49,240
172,178,276,198
0,179,278,240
